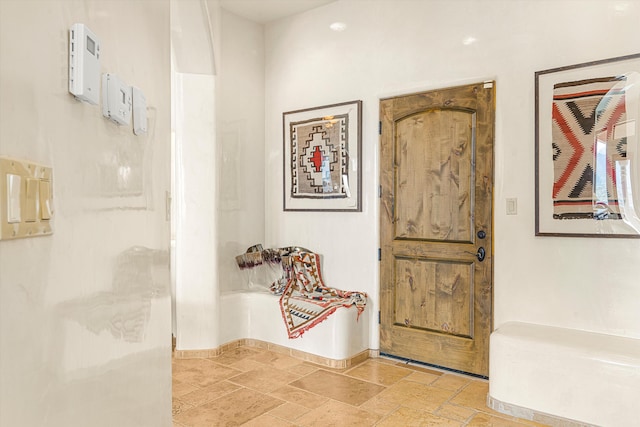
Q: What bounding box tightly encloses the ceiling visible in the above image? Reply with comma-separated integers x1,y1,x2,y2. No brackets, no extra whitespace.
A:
219,0,336,23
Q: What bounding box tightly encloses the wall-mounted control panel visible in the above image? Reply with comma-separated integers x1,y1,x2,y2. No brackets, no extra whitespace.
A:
102,73,132,125
69,23,101,105
0,157,53,240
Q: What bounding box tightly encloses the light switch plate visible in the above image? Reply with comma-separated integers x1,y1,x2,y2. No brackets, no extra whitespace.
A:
0,157,53,240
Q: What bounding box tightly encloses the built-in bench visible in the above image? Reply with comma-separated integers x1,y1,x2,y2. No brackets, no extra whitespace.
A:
489,321,640,426
218,290,370,366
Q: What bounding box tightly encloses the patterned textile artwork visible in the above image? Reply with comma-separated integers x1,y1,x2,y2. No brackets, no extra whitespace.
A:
279,251,367,339
290,115,349,199
235,246,367,338
552,76,627,219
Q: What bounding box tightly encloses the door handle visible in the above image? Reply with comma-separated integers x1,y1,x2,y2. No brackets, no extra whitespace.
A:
476,247,486,262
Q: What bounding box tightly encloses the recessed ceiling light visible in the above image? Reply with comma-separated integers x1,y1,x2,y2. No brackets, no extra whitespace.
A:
462,36,477,46
614,2,629,12
329,22,347,32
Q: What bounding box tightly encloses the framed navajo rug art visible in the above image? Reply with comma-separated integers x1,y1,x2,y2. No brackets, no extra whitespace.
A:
535,53,640,237
283,100,362,211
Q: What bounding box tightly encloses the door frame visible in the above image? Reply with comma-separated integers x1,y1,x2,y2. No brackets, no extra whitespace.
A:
377,81,495,377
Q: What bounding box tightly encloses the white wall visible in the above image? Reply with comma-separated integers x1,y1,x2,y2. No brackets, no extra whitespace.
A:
217,10,266,293
0,1,171,425
171,0,220,351
172,5,265,349
264,0,640,353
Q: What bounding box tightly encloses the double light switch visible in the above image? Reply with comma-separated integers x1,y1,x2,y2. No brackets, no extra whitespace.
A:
0,157,53,240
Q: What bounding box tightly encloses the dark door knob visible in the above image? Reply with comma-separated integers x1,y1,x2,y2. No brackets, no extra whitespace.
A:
476,247,486,262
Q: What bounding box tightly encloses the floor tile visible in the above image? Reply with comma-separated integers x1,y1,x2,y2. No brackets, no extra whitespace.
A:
376,406,462,426
345,360,413,386
173,359,243,388
359,394,400,417
269,385,329,409
285,362,319,376
207,346,260,366
250,350,305,370
377,379,456,412
242,413,298,426
177,380,240,407
434,403,476,422
172,347,538,427
290,369,385,406
229,365,301,393
296,399,381,427
449,381,490,411
228,358,266,372
171,398,193,417
267,401,312,421
173,387,283,426
402,371,440,385
430,374,472,392
467,412,534,426
172,379,199,398
394,362,445,377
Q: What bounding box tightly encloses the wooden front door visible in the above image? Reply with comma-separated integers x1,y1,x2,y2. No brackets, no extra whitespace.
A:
379,82,495,377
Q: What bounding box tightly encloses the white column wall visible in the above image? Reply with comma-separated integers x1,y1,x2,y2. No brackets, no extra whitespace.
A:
0,1,172,425
172,5,265,348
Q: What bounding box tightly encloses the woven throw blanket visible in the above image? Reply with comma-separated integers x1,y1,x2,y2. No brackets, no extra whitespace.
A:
279,251,367,339
551,76,627,220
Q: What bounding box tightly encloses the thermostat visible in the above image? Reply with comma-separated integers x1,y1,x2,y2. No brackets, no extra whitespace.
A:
102,73,132,125
69,23,101,105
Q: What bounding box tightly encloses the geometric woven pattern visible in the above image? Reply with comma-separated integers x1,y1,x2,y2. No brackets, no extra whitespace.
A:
289,114,349,199
551,76,627,219
279,251,367,339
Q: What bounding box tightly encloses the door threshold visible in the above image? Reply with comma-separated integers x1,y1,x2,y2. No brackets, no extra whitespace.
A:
379,352,488,380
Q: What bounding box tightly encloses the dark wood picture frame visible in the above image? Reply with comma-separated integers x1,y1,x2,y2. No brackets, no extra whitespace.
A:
283,100,362,212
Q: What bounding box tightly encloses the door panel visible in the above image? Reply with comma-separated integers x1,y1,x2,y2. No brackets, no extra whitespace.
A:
380,83,494,376
395,109,474,242
394,257,473,338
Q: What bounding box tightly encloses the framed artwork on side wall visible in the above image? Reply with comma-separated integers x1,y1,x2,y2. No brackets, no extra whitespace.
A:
535,53,640,237
283,100,362,212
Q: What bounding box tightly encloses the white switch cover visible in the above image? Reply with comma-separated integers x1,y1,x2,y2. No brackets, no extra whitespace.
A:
39,180,52,220
506,198,518,215
0,157,53,240
7,174,21,223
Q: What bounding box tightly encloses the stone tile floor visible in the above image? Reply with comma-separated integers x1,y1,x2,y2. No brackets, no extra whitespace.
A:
172,345,548,426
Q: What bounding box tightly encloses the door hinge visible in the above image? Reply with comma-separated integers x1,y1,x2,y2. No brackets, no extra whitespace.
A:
378,121,382,135
378,247,381,261
378,310,381,324
378,185,382,198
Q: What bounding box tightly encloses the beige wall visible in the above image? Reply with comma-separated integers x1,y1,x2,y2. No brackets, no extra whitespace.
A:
0,1,171,425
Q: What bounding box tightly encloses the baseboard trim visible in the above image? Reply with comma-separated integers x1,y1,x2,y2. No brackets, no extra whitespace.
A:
174,339,372,369
487,395,598,427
